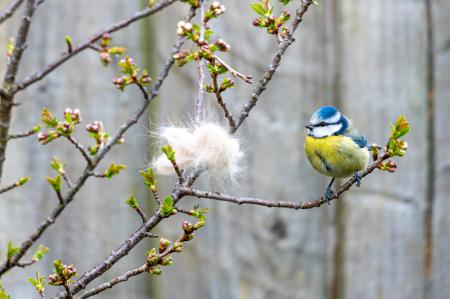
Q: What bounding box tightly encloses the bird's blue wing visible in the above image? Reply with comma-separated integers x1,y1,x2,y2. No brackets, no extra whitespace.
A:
347,132,367,148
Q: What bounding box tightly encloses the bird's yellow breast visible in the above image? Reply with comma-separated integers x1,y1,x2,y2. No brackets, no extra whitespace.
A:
304,135,370,178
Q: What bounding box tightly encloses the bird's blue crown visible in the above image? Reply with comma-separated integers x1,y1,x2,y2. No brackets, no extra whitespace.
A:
307,106,350,137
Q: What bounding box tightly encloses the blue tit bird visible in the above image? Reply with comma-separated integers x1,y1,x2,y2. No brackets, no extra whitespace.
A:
304,106,370,204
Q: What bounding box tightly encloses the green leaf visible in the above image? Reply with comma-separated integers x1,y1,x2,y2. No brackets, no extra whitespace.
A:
108,47,127,55
18,176,29,186
7,241,20,260
46,175,62,193
160,196,174,217
125,195,139,209
50,157,65,174
161,145,175,162
32,245,49,262
393,115,410,138
279,0,291,4
0,284,10,299
139,167,157,189
204,29,214,42
104,163,126,179
28,270,45,295
190,207,209,221
64,35,72,45
31,124,42,133
251,3,267,16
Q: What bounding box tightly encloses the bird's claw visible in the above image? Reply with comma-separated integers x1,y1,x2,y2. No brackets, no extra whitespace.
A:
324,187,333,205
353,171,362,187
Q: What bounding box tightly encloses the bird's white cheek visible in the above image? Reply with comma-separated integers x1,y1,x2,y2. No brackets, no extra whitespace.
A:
312,124,342,138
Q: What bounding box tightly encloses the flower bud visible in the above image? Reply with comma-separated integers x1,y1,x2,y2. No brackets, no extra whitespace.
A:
37,132,48,143
252,18,262,27
182,221,194,234
215,39,230,52
159,238,171,253
172,242,184,252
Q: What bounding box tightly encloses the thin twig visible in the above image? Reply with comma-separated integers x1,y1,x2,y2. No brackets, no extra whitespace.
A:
0,0,37,183
183,0,314,198
63,283,72,299
79,264,149,299
7,128,37,140
66,136,93,166
143,232,159,238
61,173,73,189
232,0,314,133
194,0,206,125
182,152,391,209
80,226,195,298
16,260,35,267
0,0,25,25
0,5,195,277
211,73,236,130
135,207,147,223
0,179,23,194
151,188,162,206
213,55,252,83
50,8,198,297
14,0,179,93
170,159,184,184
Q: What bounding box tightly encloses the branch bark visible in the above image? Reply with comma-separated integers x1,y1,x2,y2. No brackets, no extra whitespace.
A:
232,0,314,133
51,8,198,298
14,0,179,93
0,0,37,183
0,5,196,279
0,0,24,25
79,264,149,299
182,153,391,209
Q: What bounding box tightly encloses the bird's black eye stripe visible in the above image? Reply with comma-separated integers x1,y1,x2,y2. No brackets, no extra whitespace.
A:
313,121,340,127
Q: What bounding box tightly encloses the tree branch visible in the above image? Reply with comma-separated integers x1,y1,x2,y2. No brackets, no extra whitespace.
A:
213,55,252,84
7,128,38,140
0,0,25,26
0,5,196,278
182,152,392,209
232,0,314,133
0,178,25,194
0,0,37,184
14,0,179,93
50,8,198,297
79,264,148,299
211,72,236,130
66,136,93,166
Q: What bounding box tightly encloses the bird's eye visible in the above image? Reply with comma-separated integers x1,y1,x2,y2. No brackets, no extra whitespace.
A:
319,122,326,126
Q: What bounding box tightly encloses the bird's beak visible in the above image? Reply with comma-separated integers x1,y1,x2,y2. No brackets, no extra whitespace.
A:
304,124,313,130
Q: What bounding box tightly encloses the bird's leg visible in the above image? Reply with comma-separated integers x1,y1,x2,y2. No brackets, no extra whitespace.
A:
353,171,363,187
324,178,335,205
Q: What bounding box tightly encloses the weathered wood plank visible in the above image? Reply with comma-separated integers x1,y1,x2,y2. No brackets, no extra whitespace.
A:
0,1,151,297
154,1,337,298
431,0,450,298
337,1,428,298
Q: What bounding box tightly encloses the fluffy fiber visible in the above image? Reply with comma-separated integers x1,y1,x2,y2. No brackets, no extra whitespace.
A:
153,122,243,180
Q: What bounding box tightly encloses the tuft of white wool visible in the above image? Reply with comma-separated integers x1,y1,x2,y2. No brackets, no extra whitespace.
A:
153,123,243,180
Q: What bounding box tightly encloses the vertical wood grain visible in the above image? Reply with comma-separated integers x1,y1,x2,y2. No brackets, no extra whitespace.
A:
0,1,152,297
154,1,336,298
431,0,450,298
337,1,428,299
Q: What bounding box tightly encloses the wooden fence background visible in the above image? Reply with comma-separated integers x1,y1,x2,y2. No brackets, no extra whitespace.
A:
0,0,449,298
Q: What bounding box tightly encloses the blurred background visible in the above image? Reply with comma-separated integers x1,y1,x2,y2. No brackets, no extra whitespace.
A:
0,0,449,298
